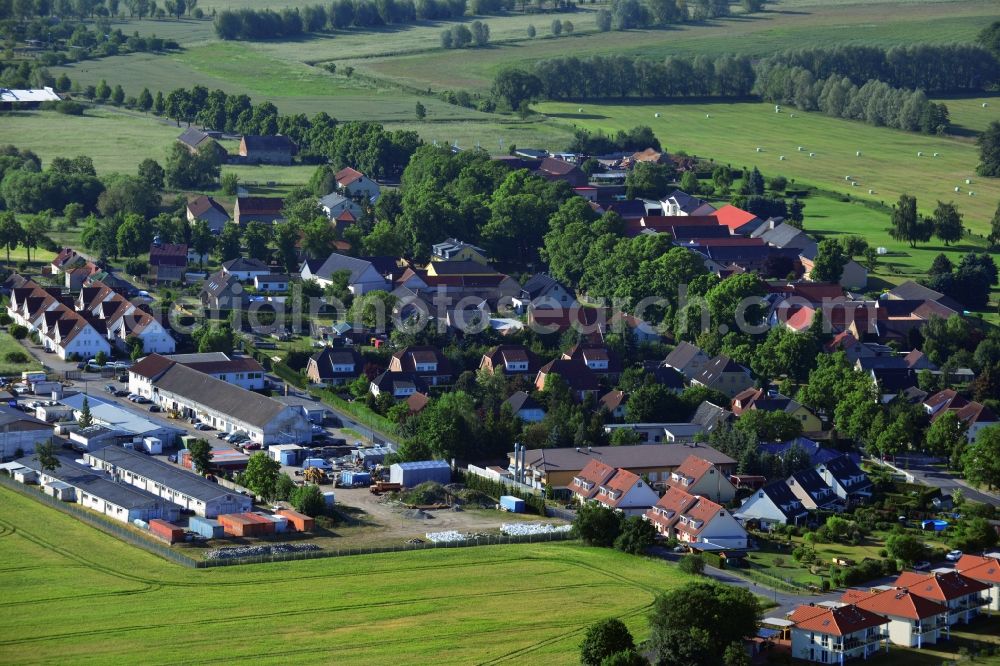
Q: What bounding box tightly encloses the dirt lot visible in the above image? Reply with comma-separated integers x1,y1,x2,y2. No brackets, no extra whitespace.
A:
330,486,569,543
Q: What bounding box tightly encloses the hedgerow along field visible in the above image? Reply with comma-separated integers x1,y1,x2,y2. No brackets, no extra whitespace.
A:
535,99,1000,226
0,486,692,664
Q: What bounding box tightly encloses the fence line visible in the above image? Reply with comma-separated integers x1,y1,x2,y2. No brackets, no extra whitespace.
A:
0,475,576,569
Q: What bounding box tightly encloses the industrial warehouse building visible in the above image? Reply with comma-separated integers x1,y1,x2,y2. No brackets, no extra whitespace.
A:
390,461,452,488
59,393,182,447
15,452,180,524
85,446,253,517
129,360,312,444
0,405,55,461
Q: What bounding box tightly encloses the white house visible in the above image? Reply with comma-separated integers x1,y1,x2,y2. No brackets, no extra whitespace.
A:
567,460,659,517
789,604,889,663
668,454,737,503
645,486,748,548
335,167,380,202
735,481,808,530
300,253,389,295
892,571,991,627
504,391,545,423
841,587,949,648
956,554,1000,612
318,192,364,220
221,257,270,282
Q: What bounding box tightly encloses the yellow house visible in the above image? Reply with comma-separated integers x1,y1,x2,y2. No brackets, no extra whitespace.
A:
732,387,823,433
425,260,498,278
430,239,488,265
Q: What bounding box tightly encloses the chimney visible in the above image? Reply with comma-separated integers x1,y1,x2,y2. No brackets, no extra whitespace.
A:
512,444,520,480
520,445,527,484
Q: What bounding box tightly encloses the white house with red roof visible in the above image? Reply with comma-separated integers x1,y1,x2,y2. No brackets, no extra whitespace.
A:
923,390,1000,441
892,571,991,626
568,460,658,516
956,553,1000,611
644,486,748,548
335,167,380,202
840,587,949,648
668,454,736,503
788,603,889,662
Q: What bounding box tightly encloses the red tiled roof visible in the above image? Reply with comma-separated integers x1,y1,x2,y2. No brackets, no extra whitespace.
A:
671,455,717,488
597,468,643,508
335,167,364,185
789,604,889,637
957,555,1000,584
568,459,617,500
712,205,757,232
892,571,990,602
644,486,699,532
840,587,948,620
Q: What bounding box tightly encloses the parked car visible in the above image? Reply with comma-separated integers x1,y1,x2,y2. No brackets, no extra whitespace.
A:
114,389,129,397
946,550,963,562
327,416,343,428
167,454,177,463
194,423,212,431
104,384,116,393
913,561,931,571
243,442,261,450
148,405,162,413
215,432,229,439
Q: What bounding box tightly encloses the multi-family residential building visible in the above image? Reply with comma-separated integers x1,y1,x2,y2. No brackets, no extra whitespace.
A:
644,486,748,548
955,554,1000,611
568,460,659,517
788,603,889,663
668,454,737,503
840,587,949,648
891,572,991,626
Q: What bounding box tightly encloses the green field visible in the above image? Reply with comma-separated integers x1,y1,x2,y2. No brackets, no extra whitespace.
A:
536,99,1000,226
0,485,692,664
0,332,42,377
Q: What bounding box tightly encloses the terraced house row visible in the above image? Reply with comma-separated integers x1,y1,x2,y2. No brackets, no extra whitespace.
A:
6,277,175,360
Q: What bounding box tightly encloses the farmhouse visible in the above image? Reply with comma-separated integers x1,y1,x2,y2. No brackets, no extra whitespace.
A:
713,205,764,235
335,167,381,201
788,603,889,663
17,451,181,524
239,135,296,165
177,127,217,154
0,405,55,461
234,196,285,226
128,361,311,444
508,443,735,495
85,446,252,518
186,195,229,233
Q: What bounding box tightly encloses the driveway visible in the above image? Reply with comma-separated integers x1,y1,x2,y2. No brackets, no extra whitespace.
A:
888,454,1000,507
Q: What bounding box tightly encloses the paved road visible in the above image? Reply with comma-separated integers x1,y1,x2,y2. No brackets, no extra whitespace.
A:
888,454,1000,507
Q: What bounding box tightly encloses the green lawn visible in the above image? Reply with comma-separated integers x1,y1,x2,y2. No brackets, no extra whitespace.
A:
536,99,1000,227
0,485,694,664
0,332,42,377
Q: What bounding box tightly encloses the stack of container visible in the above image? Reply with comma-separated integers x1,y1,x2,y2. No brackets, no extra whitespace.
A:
149,519,184,544
188,516,225,539
262,513,288,533
218,512,276,537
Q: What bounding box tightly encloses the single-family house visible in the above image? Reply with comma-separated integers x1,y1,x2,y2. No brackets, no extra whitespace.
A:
222,257,271,282
599,390,627,420
335,167,380,202
200,271,245,311
504,391,545,423
534,358,600,402
431,238,487,264
370,371,427,398
570,460,659,516
786,468,841,511
735,481,808,529
731,387,823,432
840,587,949,648
300,253,389,295
668,454,737,503
923,389,999,442
788,604,889,663
388,346,452,386
479,345,539,376
186,195,229,233
660,189,711,216
692,355,754,398
561,343,621,380
306,346,362,386
239,135,296,165
663,341,710,381
234,197,285,226
253,274,290,294
816,455,872,503
318,192,363,221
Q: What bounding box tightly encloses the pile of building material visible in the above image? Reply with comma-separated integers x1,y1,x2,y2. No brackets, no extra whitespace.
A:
204,543,321,560
501,523,572,536
425,530,466,543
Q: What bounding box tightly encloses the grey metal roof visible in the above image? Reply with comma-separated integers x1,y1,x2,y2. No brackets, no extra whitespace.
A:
504,390,543,413
664,341,705,372
87,446,241,503
309,252,374,282
0,404,51,430
18,451,167,510
520,273,569,300
151,363,287,428
760,223,814,250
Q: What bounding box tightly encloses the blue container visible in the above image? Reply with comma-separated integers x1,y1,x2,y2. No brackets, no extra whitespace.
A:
303,457,329,470
340,470,372,487
278,449,298,466
499,495,525,513
189,516,224,539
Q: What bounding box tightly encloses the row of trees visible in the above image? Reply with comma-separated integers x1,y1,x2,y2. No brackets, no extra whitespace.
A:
0,0,203,19
753,69,950,134
440,20,489,48
214,0,473,39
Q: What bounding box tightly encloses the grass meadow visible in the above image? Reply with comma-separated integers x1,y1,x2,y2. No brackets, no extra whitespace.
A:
0,332,43,376
0,485,693,664
536,99,1000,227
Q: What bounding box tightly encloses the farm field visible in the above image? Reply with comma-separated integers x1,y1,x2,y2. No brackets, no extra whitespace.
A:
0,485,689,664
355,0,996,92
536,99,1000,226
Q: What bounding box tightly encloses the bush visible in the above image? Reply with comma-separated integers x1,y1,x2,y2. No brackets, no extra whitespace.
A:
581,618,635,666
8,324,28,340
679,553,705,575
4,351,29,364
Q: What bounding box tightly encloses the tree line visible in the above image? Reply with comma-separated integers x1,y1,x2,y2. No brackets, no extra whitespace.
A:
214,0,485,40
0,0,205,19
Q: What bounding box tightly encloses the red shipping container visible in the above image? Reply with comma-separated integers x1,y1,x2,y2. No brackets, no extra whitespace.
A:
218,513,275,537
277,509,314,532
149,519,183,544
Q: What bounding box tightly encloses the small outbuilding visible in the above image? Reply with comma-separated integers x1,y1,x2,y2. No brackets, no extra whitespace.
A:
389,460,451,488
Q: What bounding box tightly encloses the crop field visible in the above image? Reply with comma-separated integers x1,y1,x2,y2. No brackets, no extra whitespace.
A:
0,485,692,664
536,99,1000,225
354,0,996,92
